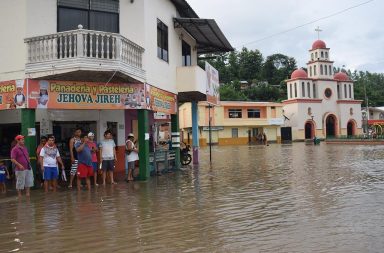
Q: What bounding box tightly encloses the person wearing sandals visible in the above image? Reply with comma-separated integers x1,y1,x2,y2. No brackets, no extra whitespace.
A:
11,135,34,198
99,130,117,185
87,132,99,186
125,133,138,182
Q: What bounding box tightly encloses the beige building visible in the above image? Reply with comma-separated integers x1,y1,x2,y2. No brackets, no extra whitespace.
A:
179,101,284,145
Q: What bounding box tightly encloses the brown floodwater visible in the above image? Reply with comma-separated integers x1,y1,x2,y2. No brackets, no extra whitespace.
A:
1,143,384,253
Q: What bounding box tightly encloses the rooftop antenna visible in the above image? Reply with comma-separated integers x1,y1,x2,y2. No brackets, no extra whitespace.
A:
315,26,322,40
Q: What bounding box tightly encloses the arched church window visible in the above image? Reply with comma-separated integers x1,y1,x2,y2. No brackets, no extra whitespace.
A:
313,83,317,98
289,83,292,98
325,51,328,59
309,66,312,76
329,66,332,75
294,83,297,97
349,85,352,98
321,51,324,58
311,53,314,61
337,84,341,99
314,65,317,75
315,52,318,59
302,82,305,97
320,65,323,75
307,82,311,98
325,65,328,75
344,84,347,98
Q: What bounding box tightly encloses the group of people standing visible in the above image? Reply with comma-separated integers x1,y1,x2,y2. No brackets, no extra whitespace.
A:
6,128,139,198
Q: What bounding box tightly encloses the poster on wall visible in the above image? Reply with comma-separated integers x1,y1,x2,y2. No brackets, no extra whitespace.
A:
205,62,220,106
146,84,177,114
0,79,27,110
27,80,146,110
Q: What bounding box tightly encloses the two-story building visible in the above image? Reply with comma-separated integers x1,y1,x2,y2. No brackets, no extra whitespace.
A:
0,0,233,178
179,101,284,145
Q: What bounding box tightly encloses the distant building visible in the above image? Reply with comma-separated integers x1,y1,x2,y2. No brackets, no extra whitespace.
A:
282,39,363,141
179,101,284,145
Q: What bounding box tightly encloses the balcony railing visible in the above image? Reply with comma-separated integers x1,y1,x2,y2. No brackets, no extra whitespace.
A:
24,26,145,80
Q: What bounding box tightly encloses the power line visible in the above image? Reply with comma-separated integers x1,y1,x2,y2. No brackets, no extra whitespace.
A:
238,0,374,48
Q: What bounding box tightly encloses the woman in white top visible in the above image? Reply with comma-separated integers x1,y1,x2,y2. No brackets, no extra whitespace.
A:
125,133,139,182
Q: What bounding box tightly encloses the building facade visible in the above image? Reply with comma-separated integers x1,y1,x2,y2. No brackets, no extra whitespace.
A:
179,101,284,145
0,0,232,178
282,40,363,141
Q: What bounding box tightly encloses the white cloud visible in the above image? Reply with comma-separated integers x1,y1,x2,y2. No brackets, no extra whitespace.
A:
187,0,384,73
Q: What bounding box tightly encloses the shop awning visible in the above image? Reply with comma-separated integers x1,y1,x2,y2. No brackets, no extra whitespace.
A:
174,18,234,54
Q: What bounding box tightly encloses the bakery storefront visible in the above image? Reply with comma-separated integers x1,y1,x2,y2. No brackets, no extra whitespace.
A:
0,79,178,180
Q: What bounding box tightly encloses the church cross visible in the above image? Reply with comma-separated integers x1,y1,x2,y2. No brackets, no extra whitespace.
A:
315,26,322,40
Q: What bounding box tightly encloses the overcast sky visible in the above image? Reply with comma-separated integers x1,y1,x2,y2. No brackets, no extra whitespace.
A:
188,0,384,73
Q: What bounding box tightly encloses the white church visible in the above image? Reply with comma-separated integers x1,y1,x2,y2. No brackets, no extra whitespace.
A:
282,39,363,141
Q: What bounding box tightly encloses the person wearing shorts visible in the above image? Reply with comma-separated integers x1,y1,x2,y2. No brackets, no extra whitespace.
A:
125,133,138,182
11,135,34,198
87,132,99,186
75,134,94,190
99,130,117,185
39,135,64,192
68,128,82,189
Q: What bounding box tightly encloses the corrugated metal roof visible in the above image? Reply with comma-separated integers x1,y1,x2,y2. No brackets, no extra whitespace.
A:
174,18,234,54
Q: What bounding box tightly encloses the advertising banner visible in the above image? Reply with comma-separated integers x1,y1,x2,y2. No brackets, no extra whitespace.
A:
205,62,220,105
27,80,146,110
0,80,27,110
146,84,177,114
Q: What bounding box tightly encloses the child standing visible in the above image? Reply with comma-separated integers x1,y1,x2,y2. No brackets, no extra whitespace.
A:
87,132,99,186
0,160,10,193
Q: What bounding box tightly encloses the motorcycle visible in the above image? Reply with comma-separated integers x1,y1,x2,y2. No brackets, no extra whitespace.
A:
180,143,192,165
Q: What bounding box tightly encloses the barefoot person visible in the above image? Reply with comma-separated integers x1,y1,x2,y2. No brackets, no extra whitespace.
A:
68,128,82,189
125,133,138,182
75,134,94,191
87,132,99,186
99,130,117,185
39,135,64,192
11,135,34,197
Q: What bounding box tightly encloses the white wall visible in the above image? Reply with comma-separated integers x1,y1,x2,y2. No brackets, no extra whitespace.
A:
120,0,145,47
143,0,197,93
0,0,26,81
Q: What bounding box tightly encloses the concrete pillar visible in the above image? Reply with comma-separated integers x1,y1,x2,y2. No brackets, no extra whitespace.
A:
138,109,149,180
191,101,199,164
171,113,180,169
21,109,37,180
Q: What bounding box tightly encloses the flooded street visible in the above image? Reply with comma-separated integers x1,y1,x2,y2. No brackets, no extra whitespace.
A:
1,143,384,253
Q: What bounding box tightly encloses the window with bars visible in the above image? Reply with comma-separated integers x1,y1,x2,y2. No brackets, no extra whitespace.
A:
157,19,169,62
247,109,260,118
228,109,242,118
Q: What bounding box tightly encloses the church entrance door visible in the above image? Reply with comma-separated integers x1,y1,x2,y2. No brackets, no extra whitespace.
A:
305,122,314,139
347,121,355,136
326,115,337,138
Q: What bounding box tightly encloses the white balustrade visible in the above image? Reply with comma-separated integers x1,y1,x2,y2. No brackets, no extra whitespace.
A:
25,28,144,69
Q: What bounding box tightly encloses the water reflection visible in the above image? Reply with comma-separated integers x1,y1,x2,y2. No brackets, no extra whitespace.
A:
0,143,384,252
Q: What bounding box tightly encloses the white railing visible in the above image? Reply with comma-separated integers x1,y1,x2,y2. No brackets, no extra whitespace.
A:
24,26,144,69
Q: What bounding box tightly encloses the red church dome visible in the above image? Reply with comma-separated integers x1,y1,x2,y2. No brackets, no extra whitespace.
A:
312,40,327,50
334,72,350,81
291,69,308,79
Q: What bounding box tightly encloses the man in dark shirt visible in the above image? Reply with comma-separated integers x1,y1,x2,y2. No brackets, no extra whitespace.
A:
75,134,94,190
